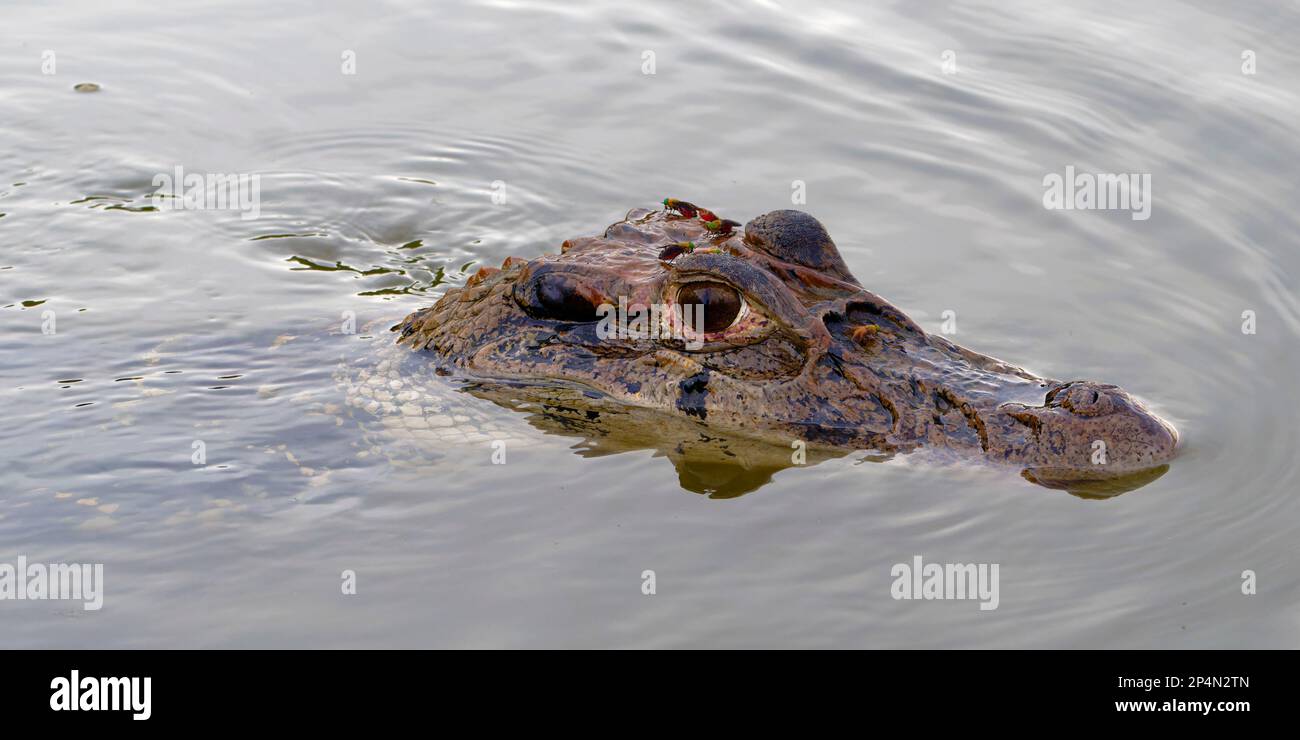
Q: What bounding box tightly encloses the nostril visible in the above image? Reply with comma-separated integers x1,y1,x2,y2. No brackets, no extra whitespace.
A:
1048,381,1117,417
1044,383,1066,404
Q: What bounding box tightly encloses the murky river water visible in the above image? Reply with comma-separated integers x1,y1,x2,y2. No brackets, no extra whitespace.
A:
2,0,1297,647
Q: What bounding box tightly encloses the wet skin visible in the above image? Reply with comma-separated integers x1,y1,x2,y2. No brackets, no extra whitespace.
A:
394,205,1179,490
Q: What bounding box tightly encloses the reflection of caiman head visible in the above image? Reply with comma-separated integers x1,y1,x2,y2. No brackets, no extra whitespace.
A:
395,204,1179,496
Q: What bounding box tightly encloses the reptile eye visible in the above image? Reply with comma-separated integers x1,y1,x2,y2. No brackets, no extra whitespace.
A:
677,281,742,333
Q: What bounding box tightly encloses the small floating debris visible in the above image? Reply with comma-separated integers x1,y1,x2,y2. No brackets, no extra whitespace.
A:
73,82,101,93
251,232,328,241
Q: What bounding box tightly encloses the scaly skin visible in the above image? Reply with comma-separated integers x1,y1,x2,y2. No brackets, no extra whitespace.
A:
393,206,1179,487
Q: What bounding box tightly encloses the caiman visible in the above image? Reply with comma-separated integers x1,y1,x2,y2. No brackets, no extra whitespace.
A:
370,203,1178,497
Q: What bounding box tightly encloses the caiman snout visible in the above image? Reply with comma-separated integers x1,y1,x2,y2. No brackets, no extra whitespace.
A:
994,380,1178,480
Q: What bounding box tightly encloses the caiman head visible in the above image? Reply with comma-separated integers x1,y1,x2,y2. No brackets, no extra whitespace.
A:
395,204,1179,490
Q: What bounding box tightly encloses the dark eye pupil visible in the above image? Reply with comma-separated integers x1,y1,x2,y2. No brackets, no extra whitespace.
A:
678,282,741,333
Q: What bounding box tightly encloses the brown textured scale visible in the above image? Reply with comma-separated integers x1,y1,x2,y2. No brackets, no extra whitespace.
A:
393,205,1179,490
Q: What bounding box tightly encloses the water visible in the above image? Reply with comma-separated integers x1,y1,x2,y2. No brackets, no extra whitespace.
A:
2,0,1297,647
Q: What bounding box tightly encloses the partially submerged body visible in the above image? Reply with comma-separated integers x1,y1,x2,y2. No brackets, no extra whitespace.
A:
382,204,1178,496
